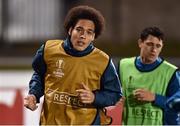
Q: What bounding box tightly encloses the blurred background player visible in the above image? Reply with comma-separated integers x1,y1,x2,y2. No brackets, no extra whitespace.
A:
118,26,180,125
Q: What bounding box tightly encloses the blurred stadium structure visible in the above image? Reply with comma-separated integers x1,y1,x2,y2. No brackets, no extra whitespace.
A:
0,0,179,68
0,0,180,125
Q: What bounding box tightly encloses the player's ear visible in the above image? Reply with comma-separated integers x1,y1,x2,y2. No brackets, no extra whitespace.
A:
138,39,143,48
68,27,72,36
91,34,95,41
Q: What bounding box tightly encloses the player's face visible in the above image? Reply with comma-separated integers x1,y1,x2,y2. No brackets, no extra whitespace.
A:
138,35,163,64
68,19,95,51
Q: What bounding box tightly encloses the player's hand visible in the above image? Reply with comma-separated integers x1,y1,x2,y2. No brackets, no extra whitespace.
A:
76,83,95,104
133,88,155,102
119,96,125,104
24,94,38,111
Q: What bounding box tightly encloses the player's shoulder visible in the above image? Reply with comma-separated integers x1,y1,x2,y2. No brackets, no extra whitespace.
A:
120,57,135,62
44,39,63,48
163,60,178,70
94,47,109,59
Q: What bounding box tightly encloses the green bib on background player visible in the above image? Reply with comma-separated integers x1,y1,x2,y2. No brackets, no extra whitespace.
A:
119,57,177,125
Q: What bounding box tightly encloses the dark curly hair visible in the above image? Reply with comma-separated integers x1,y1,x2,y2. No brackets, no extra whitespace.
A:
140,26,164,41
64,5,105,39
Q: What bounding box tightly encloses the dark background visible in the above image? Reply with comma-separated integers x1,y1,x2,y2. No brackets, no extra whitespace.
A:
0,0,179,69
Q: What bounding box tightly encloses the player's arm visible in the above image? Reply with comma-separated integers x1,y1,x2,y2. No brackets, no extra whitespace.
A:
24,44,46,110
153,71,180,109
92,59,123,107
166,91,180,112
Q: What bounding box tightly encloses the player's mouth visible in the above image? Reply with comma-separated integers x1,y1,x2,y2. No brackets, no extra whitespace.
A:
77,41,85,46
150,53,156,57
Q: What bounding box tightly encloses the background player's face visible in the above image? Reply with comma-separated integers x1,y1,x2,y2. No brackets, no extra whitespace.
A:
138,35,163,64
68,19,95,51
